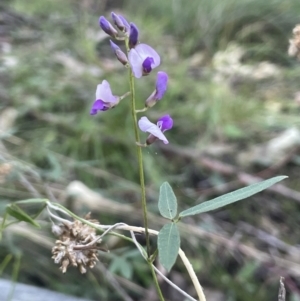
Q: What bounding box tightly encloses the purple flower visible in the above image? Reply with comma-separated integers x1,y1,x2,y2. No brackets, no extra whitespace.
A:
110,40,128,65
145,71,168,108
129,23,139,48
90,80,119,115
128,44,160,78
138,115,173,145
99,16,118,38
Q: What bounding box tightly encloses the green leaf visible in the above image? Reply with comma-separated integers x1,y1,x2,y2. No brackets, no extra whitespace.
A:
158,182,178,219
15,199,47,205
158,223,180,272
179,175,287,218
6,204,40,228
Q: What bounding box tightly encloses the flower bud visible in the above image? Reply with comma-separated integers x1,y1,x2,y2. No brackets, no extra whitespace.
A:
111,12,125,32
99,16,118,38
110,40,128,65
145,71,168,108
129,23,139,48
119,15,130,33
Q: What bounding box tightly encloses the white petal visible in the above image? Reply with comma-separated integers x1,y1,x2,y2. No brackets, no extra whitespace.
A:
138,117,168,144
135,44,161,68
128,49,143,78
95,80,117,103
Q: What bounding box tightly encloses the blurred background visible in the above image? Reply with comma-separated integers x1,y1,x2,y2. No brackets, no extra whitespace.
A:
1,0,300,300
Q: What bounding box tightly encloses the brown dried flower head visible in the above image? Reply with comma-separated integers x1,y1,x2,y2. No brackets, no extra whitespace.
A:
288,24,300,59
51,213,102,273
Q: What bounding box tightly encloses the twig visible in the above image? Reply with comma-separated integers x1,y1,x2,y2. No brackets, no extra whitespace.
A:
46,207,71,226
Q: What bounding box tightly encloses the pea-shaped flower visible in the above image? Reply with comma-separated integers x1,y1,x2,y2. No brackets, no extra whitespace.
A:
90,80,120,115
128,44,161,78
138,115,173,145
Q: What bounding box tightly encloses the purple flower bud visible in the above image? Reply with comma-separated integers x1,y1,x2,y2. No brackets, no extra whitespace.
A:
90,80,119,115
146,71,168,108
138,115,173,145
99,16,118,38
129,23,139,48
119,15,130,33
128,44,161,78
111,12,125,31
110,40,128,65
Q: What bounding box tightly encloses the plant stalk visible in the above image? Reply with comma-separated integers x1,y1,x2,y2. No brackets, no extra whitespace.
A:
127,53,151,258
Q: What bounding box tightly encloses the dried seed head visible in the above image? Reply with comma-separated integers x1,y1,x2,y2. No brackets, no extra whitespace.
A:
51,213,102,274
288,24,300,59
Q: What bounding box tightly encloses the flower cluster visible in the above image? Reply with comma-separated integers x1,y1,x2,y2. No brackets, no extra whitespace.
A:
52,214,101,274
91,12,173,145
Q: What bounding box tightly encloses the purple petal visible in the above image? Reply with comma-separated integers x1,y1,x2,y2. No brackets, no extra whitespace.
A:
138,117,169,144
128,48,143,78
95,80,118,103
128,44,161,78
129,23,139,48
157,115,173,132
155,71,168,100
135,44,160,68
90,99,105,115
142,57,155,73
99,16,117,37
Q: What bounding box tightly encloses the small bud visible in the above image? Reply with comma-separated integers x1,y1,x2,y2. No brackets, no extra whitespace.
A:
119,15,130,33
99,16,118,38
129,23,139,48
110,40,128,65
145,71,168,108
111,12,125,32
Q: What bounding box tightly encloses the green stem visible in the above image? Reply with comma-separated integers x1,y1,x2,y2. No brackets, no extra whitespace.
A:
148,261,165,301
128,68,151,257
124,39,163,300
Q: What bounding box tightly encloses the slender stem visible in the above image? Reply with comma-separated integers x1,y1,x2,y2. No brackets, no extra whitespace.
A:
127,54,151,257
148,261,166,301
130,231,165,301
151,264,197,301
